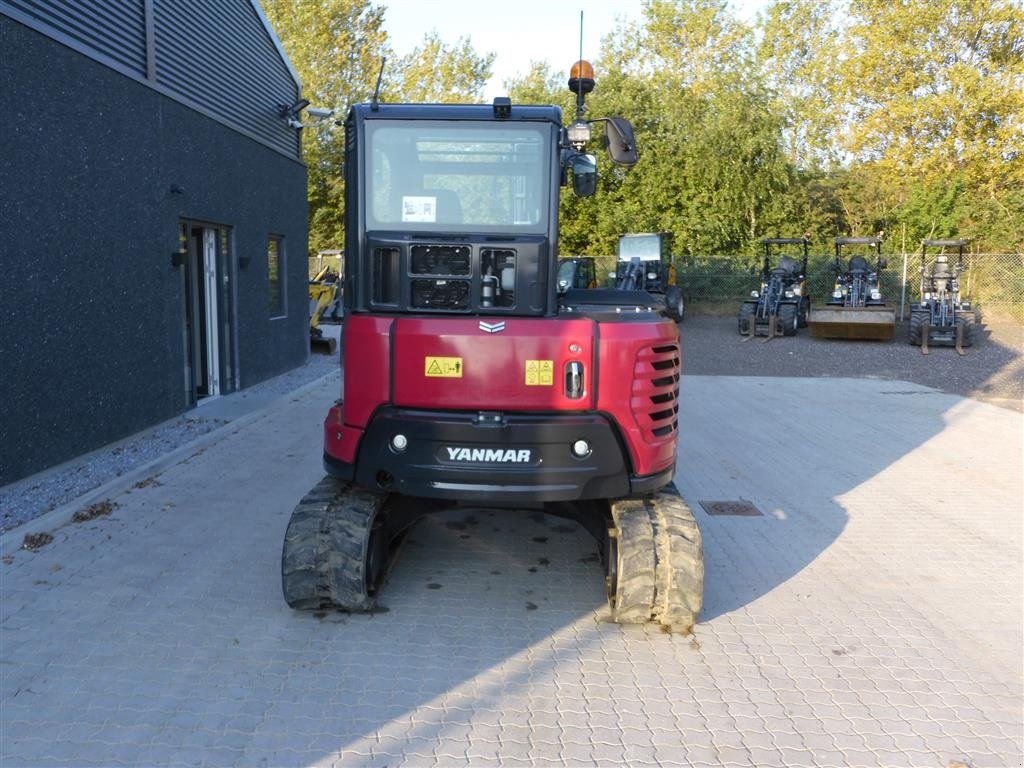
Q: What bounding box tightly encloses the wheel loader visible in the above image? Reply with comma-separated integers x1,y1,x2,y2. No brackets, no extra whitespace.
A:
737,237,810,340
909,239,978,355
809,236,895,341
611,233,685,322
558,235,685,322
280,60,704,633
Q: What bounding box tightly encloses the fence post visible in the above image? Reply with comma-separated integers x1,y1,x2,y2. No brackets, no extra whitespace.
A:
900,250,908,322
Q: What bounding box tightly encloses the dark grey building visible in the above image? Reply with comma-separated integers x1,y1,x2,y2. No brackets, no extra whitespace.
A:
0,1,310,486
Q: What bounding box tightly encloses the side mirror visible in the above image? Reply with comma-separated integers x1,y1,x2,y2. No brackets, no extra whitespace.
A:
571,153,598,197
604,117,638,167
878,257,888,269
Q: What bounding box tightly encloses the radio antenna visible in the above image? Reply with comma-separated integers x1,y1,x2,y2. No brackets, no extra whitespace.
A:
371,57,386,111
579,11,584,63
576,11,584,117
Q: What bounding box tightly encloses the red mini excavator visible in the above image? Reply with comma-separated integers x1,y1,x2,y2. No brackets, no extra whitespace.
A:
281,61,704,632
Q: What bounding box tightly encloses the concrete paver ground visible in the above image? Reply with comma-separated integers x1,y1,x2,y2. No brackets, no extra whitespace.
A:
2,372,1022,767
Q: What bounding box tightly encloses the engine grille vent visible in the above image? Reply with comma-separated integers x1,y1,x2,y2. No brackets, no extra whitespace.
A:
631,343,680,440
411,244,471,275
411,279,470,310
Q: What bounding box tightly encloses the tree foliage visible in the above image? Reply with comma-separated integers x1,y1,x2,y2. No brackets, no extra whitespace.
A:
557,0,797,257
262,0,391,255
264,0,1024,256
397,32,495,103
262,0,493,254
757,0,1024,249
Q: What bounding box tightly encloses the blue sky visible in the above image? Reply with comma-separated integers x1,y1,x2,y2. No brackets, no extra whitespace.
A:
381,0,767,100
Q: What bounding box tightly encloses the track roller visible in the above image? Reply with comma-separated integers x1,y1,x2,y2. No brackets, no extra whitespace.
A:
281,476,389,612
606,484,704,633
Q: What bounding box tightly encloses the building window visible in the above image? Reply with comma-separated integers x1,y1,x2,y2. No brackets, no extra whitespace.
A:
268,235,284,316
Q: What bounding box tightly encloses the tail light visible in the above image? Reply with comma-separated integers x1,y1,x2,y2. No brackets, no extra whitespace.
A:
564,361,585,399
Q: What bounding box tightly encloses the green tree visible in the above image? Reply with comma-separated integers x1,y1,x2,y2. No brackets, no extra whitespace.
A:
263,0,391,255
756,0,844,170
757,0,1024,249
263,1,494,255
846,0,1024,249
397,32,494,103
842,0,1023,180
505,61,565,106
607,0,755,94
555,0,797,257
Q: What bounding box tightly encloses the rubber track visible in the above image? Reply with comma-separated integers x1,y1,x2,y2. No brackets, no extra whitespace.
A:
610,484,704,632
650,485,704,633
281,476,383,611
610,498,657,623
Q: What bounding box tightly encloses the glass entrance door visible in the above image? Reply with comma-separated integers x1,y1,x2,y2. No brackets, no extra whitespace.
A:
181,221,234,403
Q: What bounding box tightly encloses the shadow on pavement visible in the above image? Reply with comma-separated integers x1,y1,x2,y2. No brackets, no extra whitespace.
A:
1,357,1020,766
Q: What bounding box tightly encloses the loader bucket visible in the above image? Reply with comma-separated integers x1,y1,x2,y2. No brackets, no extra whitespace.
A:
310,329,338,355
311,337,338,354
808,306,896,341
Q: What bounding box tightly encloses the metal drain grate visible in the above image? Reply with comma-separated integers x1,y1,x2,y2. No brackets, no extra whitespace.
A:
699,500,762,517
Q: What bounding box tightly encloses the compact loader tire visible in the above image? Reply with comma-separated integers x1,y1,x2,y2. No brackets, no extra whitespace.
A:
608,485,703,633
738,303,757,335
957,313,976,347
281,476,386,612
778,304,799,336
909,310,927,346
665,285,685,323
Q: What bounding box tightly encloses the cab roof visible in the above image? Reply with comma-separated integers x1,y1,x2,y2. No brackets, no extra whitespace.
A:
347,102,563,124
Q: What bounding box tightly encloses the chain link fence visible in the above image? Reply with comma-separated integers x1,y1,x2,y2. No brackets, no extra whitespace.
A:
308,251,343,280
312,249,1022,321
581,252,1023,322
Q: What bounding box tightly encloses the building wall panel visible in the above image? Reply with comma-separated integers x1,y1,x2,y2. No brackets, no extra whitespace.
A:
3,0,147,74
0,0,301,159
154,0,298,156
0,16,309,486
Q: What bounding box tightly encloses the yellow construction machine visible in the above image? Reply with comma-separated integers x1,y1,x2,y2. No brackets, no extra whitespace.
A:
309,259,343,354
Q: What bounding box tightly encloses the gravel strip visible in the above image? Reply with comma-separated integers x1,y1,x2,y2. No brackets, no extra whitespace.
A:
0,349,340,534
681,314,1023,410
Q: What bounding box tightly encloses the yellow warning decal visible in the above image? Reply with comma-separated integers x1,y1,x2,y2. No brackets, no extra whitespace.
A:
524,359,554,386
424,356,463,378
